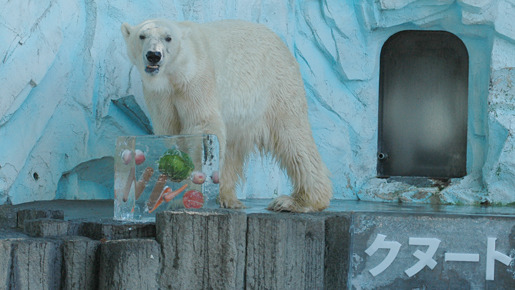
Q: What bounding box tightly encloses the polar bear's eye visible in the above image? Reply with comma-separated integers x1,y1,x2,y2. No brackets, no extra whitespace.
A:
165,36,172,42
139,35,146,40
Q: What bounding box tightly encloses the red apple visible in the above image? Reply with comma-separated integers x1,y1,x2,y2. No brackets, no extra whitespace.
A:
191,171,206,184
134,149,146,165
211,171,219,184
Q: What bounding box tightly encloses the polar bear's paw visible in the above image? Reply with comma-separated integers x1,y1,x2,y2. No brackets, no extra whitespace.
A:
218,196,246,209
267,195,316,213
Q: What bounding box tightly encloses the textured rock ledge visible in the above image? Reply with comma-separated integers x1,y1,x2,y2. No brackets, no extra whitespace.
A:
1,204,514,289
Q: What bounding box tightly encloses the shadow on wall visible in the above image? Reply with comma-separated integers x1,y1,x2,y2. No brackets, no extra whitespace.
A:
56,157,114,200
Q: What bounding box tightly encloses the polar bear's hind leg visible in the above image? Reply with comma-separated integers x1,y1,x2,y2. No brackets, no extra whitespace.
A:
266,112,333,212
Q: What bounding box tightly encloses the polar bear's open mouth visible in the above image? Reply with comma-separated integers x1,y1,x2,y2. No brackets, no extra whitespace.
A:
145,65,160,74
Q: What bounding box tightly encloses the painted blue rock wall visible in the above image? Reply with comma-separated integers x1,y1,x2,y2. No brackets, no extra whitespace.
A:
1,0,515,205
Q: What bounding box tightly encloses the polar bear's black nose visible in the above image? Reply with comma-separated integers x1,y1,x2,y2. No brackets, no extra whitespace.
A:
146,51,162,63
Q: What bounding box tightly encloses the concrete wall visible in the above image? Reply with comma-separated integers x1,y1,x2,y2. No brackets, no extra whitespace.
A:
1,0,515,205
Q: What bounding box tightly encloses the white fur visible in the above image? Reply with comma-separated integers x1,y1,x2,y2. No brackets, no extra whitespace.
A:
121,19,332,212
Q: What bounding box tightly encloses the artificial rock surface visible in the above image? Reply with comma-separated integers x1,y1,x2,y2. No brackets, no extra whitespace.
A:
1,0,515,205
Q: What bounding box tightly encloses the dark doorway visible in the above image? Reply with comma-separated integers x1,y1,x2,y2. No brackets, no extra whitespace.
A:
378,31,468,178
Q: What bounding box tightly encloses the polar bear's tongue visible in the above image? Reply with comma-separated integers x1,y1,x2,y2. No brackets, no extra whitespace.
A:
145,65,159,74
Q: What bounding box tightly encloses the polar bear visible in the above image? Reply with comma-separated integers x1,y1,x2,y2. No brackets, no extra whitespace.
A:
121,19,332,212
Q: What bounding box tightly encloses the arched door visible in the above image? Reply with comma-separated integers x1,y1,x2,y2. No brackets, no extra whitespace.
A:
377,31,468,178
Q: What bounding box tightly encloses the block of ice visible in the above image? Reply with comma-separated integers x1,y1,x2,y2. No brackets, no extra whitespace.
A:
114,134,220,221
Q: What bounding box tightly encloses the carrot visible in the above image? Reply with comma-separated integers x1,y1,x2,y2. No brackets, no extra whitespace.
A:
148,195,165,214
164,183,188,202
148,184,188,213
148,186,168,214
147,175,167,211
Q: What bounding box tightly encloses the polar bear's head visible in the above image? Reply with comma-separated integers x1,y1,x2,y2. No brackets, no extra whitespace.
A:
121,19,185,76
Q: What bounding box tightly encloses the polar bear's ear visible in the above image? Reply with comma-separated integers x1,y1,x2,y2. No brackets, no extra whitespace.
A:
121,23,132,40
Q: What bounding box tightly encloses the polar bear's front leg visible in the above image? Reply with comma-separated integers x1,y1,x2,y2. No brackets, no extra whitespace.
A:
179,115,244,209
218,144,245,209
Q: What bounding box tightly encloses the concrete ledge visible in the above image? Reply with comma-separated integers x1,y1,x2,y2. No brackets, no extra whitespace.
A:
350,213,515,289
156,209,247,289
0,238,62,289
1,200,515,289
98,239,160,289
245,212,352,289
246,213,326,289
24,218,74,237
61,236,100,290
17,209,64,229
80,219,156,240
0,205,17,229
323,213,352,289
0,229,29,239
